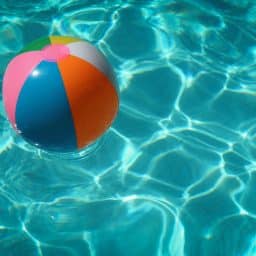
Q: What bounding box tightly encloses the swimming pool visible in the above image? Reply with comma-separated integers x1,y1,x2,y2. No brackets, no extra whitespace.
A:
1,0,256,255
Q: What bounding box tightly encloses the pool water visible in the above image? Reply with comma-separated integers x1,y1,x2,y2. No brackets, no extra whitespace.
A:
1,0,256,255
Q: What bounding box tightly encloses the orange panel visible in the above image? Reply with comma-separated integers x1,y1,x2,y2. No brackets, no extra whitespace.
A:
57,56,119,149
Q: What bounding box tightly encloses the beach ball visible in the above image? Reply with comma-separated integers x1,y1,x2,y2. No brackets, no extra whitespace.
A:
2,36,119,152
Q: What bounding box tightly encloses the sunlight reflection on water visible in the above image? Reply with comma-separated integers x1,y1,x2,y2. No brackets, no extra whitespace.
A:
1,1,256,255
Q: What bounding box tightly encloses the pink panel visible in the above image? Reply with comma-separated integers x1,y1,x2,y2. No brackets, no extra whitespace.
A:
42,44,70,62
2,51,43,128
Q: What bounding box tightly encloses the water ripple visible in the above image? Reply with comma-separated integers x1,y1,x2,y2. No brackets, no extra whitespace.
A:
1,0,256,255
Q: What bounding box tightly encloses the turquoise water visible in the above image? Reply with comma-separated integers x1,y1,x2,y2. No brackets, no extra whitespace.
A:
1,0,256,255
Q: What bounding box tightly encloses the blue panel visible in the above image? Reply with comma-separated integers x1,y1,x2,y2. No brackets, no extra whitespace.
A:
15,61,77,152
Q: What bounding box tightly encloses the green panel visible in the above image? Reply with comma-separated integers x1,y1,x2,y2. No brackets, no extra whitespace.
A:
19,37,51,54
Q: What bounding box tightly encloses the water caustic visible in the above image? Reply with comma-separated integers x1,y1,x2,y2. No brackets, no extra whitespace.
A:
0,1,256,255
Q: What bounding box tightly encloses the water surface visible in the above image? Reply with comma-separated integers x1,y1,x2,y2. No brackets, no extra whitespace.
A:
0,1,256,255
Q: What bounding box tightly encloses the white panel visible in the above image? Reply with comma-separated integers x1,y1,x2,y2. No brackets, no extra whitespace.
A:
68,41,115,83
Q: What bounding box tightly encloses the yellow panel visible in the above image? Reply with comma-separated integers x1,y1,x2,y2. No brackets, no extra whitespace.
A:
50,36,81,44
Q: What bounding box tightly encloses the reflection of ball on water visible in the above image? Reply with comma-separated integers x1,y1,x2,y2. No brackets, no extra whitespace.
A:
2,36,119,152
